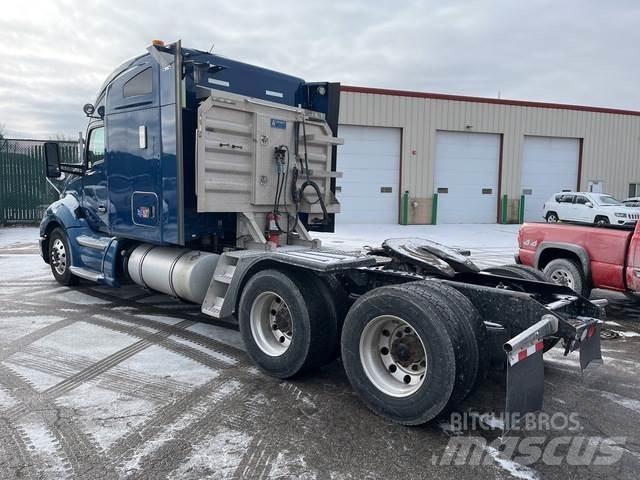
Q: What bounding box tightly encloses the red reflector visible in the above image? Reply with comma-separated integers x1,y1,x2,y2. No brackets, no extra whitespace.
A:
536,341,544,352
518,350,528,362
588,324,596,338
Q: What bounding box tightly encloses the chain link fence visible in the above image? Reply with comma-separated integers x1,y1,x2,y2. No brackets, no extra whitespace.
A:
0,138,78,225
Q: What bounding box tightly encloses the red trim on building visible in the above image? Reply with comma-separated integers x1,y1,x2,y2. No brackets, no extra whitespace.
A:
341,86,640,117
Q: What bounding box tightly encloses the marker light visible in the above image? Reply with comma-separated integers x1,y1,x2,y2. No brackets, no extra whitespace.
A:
152,39,165,47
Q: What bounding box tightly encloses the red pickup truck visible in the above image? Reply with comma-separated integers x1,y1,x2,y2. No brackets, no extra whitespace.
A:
517,221,640,298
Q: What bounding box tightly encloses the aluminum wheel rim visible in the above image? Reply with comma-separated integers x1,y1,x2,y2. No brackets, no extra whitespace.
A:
50,238,67,275
549,268,575,289
250,291,292,357
359,315,427,398
547,214,558,223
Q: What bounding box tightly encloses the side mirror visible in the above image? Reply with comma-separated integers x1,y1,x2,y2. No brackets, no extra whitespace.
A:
585,202,593,208
44,142,61,178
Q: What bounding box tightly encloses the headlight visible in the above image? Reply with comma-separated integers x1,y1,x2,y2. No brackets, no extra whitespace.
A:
615,212,627,218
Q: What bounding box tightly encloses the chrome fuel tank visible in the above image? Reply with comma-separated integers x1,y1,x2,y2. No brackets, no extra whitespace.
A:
127,244,219,304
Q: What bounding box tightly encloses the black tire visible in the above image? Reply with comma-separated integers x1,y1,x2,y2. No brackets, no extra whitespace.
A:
415,280,490,397
483,264,548,282
340,282,476,425
543,258,590,298
238,269,337,378
594,216,610,227
48,228,78,286
483,264,560,351
546,211,559,223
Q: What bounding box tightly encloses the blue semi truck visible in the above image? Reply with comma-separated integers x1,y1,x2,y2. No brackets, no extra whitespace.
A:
41,40,605,426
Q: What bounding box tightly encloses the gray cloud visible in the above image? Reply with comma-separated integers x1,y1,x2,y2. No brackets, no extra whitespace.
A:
1,0,639,138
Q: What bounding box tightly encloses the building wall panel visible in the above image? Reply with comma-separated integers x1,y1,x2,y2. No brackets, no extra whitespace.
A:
339,88,640,223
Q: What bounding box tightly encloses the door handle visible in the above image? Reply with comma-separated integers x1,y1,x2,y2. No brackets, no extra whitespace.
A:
97,205,107,213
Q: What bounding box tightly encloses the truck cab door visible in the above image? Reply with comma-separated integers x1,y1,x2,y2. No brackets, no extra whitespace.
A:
104,61,163,243
82,124,109,232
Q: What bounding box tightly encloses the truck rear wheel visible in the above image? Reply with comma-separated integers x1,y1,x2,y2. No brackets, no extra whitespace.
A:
48,228,78,286
238,269,337,378
340,282,477,425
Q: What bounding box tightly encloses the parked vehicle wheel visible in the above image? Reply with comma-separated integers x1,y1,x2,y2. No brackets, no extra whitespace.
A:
546,212,559,223
341,282,477,425
543,258,590,298
483,264,561,351
238,268,336,378
594,216,610,227
48,228,78,286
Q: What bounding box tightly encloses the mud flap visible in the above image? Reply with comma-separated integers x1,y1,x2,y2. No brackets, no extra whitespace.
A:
505,341,545,423
578,321,603,371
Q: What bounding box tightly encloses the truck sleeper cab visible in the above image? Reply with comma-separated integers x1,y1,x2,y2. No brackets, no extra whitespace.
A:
40,41,606,427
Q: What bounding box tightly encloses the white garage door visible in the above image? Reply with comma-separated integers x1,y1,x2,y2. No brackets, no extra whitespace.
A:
521,136,579,222
434,131,500,223
336,125,401,224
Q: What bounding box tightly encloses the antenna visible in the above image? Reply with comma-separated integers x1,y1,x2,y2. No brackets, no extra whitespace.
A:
209,42,215,53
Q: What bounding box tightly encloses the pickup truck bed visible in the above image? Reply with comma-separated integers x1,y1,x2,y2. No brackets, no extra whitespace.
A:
517,221,640,296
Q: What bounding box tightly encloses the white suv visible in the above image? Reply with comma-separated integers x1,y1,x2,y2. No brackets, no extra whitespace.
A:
543,192,639,226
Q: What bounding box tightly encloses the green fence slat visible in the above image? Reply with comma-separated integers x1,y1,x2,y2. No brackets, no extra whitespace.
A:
0,139,77,224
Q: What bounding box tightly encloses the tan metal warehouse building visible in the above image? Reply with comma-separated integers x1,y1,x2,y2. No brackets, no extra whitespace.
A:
336,86,640,225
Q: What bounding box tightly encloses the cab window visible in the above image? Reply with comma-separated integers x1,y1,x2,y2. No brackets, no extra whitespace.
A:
87,126,105,169
575,195,589,205
560,194,575,203
123,67,152,98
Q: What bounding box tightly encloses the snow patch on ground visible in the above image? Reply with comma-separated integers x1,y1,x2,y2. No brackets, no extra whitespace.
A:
484,446,541,480
186,322,245,351
317,223,519,250
0,255,50,281
3,362,66,392
469,411,504,430
0,385,18,409
0,315,65,345
56,382,155,450
34,322,137,361
119,378,239,477
54,290,111,305
117,344,220,387
18,412,71,479
268,452,317,480
135,314,184,326
611,330,640,338
169,336,240,366
167,427,252,479
0,227,39,248
599,391,640,415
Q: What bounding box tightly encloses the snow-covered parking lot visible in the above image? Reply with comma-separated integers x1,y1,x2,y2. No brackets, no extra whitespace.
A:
0,225,639,479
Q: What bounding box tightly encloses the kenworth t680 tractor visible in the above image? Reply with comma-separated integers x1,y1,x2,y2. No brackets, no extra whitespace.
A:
41,40,604,426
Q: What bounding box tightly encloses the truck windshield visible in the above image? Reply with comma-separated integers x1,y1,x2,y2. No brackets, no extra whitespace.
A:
594,195,623,206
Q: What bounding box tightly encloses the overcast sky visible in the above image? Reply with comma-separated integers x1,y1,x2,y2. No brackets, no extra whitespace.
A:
1,0,639,138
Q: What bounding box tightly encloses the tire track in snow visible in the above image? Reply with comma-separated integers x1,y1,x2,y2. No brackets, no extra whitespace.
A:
0,417,38,480
0,365,118,480
11,345,192,403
